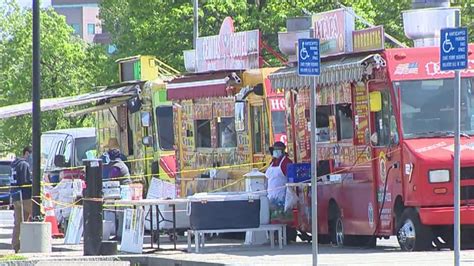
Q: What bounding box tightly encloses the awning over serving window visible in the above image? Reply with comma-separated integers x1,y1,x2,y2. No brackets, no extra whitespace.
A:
269,54,381,89
166,71,241,100
0,82,142,120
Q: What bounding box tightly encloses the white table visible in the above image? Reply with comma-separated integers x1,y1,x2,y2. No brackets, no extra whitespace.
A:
105,198,189,251
187,224,287,253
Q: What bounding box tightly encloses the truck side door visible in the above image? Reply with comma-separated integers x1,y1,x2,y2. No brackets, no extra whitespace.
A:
369,84,402,235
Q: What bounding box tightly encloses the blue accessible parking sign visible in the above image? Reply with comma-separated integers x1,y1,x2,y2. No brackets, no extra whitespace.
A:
298,39,320,76
440,27,468,71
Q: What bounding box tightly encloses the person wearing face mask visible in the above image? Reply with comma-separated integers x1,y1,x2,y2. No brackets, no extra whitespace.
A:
265,141,292,211
10,146,33,253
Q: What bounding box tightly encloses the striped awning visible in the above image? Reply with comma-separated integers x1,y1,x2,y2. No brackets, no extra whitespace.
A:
269,54,379,89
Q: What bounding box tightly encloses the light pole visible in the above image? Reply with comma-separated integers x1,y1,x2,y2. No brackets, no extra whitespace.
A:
31,0,42,219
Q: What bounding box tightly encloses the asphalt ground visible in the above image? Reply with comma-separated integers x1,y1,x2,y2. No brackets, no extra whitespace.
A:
1,210,474,265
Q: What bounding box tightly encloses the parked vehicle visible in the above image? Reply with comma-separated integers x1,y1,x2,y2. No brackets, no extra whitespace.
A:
0,159,13,206
41,127,96,183
271,7,474,251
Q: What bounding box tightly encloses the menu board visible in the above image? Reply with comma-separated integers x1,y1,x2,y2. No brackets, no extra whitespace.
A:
353,83,369,145
194,99,213,120
335,83,352,104
213,99,234,117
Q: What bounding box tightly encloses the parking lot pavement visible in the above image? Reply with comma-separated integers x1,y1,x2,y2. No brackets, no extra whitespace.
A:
1,209,474,265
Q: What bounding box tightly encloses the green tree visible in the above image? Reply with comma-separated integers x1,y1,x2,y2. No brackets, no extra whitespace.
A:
0,1,112,153
100,0,386,70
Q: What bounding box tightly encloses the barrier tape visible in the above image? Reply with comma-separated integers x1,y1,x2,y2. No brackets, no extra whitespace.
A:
0,161,266,189
6,147,401,209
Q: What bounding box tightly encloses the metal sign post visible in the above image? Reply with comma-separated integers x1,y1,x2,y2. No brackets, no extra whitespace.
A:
298,38,320,266
440,16,467,266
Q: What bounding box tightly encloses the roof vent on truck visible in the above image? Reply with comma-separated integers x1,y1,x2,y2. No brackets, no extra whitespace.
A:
402,0,459,48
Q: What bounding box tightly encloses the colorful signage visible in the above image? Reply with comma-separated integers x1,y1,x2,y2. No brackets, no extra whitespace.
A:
194,17,260,73
387,44,474,81
353,83,369,146
312,8,355,57
352,26,385,53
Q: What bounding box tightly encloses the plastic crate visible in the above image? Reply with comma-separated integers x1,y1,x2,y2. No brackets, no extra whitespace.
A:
287,163,311,183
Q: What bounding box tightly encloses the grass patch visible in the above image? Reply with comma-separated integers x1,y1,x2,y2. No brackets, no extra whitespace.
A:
0,254,28,261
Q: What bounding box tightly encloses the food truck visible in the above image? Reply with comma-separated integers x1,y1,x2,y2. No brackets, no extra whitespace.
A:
270,5,474,251
69,55,179,189
169,67,285,196
171,17,287,196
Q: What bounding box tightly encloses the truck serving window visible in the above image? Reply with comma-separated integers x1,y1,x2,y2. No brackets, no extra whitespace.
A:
251,106,263,153
217,118,237,148
155,106,175,150
196,119,212,148
336,103,354,141
271,111,286,135
399,78,474,139
316,106,331,142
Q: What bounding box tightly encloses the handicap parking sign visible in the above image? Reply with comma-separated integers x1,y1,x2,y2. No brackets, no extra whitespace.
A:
440,27,468,71
298,39,320,76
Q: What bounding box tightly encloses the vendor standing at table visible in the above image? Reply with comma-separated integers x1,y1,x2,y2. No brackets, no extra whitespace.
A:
265,141,292,212
266,141,298,243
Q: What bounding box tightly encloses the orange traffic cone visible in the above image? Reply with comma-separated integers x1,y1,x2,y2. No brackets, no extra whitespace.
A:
44,192,64,239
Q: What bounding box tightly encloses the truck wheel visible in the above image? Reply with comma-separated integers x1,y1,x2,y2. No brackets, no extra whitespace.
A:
397,208,433,251
330,215,344,247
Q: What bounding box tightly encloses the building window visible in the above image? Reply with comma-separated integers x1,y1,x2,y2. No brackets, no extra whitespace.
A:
70,23,80,34
87,23,95,35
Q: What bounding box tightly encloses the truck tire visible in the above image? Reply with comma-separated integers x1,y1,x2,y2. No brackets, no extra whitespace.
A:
329,214,344,247
397,208,433,251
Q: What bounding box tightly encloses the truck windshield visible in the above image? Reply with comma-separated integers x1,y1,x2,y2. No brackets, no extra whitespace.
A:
399,77,474,139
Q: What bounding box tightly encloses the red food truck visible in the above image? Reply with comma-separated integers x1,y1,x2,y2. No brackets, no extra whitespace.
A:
270,7,474,251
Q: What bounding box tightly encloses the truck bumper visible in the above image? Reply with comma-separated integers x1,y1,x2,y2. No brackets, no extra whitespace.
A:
419,205,474,225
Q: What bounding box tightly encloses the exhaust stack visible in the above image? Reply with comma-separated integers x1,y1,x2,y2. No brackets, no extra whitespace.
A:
402,0,460,47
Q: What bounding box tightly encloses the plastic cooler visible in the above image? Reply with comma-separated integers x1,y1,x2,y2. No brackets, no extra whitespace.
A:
187,192,260,230
287,163,311,183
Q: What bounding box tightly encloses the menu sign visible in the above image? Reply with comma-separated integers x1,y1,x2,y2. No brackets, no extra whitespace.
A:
353,83,369,145
194,17,260,73
352,26,385,53
312,8,355,57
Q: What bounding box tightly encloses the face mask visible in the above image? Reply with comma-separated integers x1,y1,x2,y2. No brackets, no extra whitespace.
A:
272,150,283,159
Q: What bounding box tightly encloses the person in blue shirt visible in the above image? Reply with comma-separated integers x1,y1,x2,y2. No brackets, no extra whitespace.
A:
10,146,32,253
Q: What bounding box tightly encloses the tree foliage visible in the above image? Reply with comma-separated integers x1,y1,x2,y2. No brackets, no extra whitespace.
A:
0,1,112,153
100,0,473,70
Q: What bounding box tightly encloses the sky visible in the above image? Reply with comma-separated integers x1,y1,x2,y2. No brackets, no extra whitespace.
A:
17,0,51,8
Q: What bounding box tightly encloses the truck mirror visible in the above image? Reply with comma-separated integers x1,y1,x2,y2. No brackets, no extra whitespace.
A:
369,91,382,112
142,136,153,147
141,112,151,127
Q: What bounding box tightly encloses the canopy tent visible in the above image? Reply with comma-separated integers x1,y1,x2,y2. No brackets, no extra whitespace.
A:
269,54,382,89
0,82,143,120
166,71,242,100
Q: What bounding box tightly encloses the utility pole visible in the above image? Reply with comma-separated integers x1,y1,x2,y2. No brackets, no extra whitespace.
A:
31,0,41,219
193,0,199,49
